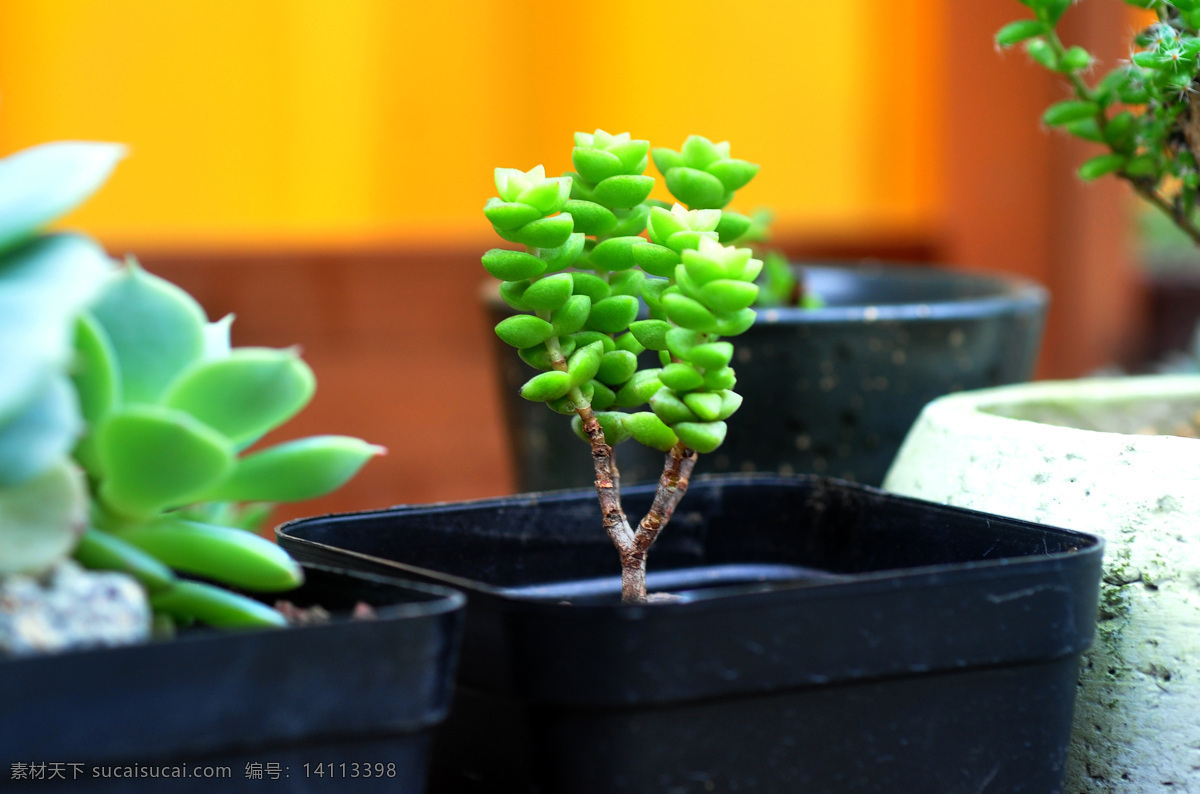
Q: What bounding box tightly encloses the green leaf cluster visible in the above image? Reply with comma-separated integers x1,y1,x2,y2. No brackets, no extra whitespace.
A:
75,261,384,627
998,1,1200,234
485,130,763,456
0,139,381,631
0,142,123,577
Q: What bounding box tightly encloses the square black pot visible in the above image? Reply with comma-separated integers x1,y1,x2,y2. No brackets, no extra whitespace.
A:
278,475,1103,794
0,564,465,793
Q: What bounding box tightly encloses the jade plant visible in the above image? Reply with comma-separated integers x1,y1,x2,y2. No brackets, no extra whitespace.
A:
997,0,1200,245
0,139,381,633
484,130,762,603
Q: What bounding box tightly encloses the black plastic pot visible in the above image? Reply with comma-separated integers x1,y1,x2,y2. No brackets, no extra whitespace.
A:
0,564,465,792
278,475,1102,794
489,262,1048,490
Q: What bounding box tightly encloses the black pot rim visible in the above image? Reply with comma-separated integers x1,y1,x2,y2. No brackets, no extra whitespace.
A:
278,474,1102,618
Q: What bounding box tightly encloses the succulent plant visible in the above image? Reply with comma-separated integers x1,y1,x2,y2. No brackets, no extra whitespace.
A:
0,142,124,577
72,260,384,628
998,0,1200,246
0,139,382,631
484,131,762,603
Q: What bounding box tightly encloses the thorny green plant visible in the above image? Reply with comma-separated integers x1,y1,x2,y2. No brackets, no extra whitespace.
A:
998,0,1200,245
484,131,762,603
0,141,382,631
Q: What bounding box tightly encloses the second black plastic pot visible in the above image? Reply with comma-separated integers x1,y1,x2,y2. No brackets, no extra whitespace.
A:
489,262,1048,491
279,475,1102,794
0,564,465,792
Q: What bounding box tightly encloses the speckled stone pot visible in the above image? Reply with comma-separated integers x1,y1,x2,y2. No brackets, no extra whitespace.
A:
883,376,1200,793
489,263,1048,491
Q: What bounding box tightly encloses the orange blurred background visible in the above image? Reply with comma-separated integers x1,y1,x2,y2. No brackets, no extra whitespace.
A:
0,0,1153,520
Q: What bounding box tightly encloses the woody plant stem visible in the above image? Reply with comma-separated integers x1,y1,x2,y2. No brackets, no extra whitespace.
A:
543,331,695,603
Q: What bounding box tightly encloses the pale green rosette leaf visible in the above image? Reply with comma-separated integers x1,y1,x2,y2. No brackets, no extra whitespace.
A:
97,404,235,519
0,234,113,423
199,436,385,503
89,258,208,405
162,348,316,445
0,142,126,252
0,459,88,576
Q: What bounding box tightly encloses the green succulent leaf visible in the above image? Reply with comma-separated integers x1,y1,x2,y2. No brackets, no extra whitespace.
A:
674,420,727,453
568,331,616,353
698,279,759,313
563,199,618,236
520,370,573,402
714,211,754,243
573,147,625,184
551,295,592,336
482,248,547,281
629,319,671,350
704,366,738,391
995,19,1047,47
0,142,126,253
624,411,679,452
523,273,574,311
662,292,718,332
495,314,556,348
587,295,640,334
0,459,88,576
615,331,646,356
161,348,316,445
595,350,638,386
1078,153,1128,181
567,341,605,386
117,517,303,591
516,177,571,214
498,279,532,311
614,369,664,407
570,272,612,302
96,404,235,519
0,375,81,488
665,167,727,209
150,580,287,628
716,389,744,420
714,307,757,336
632,242,680,277
1042,100,1100,126
687,341,734,370
592,175,654,210
590,236,642,271
683,391,724,422
74,527,175,593
89,258,208,405
483,198,543,231
0,234,113,422
706,159,759,192
658,363,705,393
497,213,575,249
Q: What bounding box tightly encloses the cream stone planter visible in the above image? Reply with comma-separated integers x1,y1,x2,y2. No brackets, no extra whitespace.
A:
883,375,1200,793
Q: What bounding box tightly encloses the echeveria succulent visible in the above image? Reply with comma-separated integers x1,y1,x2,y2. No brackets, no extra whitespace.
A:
0,139,381,631
74,261,384,628
484,130,761,603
